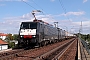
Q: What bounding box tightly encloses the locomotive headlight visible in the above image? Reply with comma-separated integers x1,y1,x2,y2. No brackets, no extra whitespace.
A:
20,36,23,37
33,35,36,37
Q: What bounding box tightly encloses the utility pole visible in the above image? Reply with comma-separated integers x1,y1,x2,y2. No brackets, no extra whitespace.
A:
81,21,82,33
79,21,82,38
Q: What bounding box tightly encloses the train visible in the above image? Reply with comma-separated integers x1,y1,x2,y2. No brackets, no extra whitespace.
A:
18,19,73,48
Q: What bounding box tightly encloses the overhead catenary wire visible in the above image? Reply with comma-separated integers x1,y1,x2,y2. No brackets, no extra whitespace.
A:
31,0,44,11
21,0,43,20
21,0,58,26
59,0,66,14
58,0,72,33
21,0,37,10
58,0,70,20
22,0,47,17
31,0,50,17
29,0,56,22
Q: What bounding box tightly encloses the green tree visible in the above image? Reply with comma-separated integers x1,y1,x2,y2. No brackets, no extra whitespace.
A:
4,34,19,48
80,34,90,41
12,34,18,40
87,34,90,41
5,34,13,40
8,42,15,48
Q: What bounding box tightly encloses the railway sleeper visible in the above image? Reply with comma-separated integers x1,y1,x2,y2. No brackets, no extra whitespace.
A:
34,39,75,60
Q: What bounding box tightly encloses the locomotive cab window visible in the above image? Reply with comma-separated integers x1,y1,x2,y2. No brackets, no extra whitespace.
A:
20,22,37,29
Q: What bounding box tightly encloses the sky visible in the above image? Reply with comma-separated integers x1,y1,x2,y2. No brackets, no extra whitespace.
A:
0,0,90,34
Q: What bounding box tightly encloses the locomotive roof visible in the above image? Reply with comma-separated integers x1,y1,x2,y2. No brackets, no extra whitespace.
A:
21,20,54,27
20,21,67,33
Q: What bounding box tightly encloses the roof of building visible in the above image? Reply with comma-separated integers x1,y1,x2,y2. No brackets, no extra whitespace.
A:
0,40,8,44
0,33,8,36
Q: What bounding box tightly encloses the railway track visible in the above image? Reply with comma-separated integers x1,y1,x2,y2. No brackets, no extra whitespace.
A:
0,47,42,60
34,38,77,60
59,38,77,60
0,38,77,60
0,49,24,60
14,38,76,60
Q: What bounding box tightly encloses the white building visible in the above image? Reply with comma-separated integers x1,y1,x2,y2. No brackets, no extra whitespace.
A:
0,40,8,50
0,33,7,40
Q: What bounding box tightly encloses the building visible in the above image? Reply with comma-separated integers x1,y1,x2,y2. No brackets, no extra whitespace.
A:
0,33,7,40
0,40,8,50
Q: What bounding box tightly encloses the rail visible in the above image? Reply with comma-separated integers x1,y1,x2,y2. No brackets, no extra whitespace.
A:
33,38,75,60
58,38,77,60
0,38,76,60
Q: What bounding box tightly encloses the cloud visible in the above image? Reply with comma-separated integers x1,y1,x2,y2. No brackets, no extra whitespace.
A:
0,12,33,34
83,0,88,3
61,11,85,16
72,20,90,34
21,13,33,20
0,13,56,34
0,12,90,34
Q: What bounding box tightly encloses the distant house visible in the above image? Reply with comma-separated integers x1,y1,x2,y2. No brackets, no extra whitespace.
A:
0,40,8,50
0,33,8,40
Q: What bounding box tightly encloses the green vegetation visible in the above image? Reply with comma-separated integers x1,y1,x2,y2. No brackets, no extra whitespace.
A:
12,34,19,40
5,34,18,40
75,33,90,42
5,34,19,48
80,34,90,41
79,34,90,50
8,42,15,48
78,33,90,44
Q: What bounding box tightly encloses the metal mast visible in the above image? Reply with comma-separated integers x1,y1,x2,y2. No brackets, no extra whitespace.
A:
54,22,58,28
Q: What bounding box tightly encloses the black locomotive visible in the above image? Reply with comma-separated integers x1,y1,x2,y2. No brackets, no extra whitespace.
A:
18,20,66,48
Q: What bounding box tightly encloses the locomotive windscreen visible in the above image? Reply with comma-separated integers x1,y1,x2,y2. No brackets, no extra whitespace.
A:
20,22,37,29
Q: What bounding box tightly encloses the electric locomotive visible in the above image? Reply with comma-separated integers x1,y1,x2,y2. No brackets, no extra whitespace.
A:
18,20,61,48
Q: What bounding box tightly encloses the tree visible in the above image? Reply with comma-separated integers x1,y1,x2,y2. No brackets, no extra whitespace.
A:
5,34,19,40
12,34,18,40
5,34,13,40
4,34,18,48
8,42,15,48
87,34,90,41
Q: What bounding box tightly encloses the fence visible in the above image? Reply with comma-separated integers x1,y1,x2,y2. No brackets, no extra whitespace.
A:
79,38,90,54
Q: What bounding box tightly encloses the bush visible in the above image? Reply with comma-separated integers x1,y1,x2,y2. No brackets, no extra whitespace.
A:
8,42,15,48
